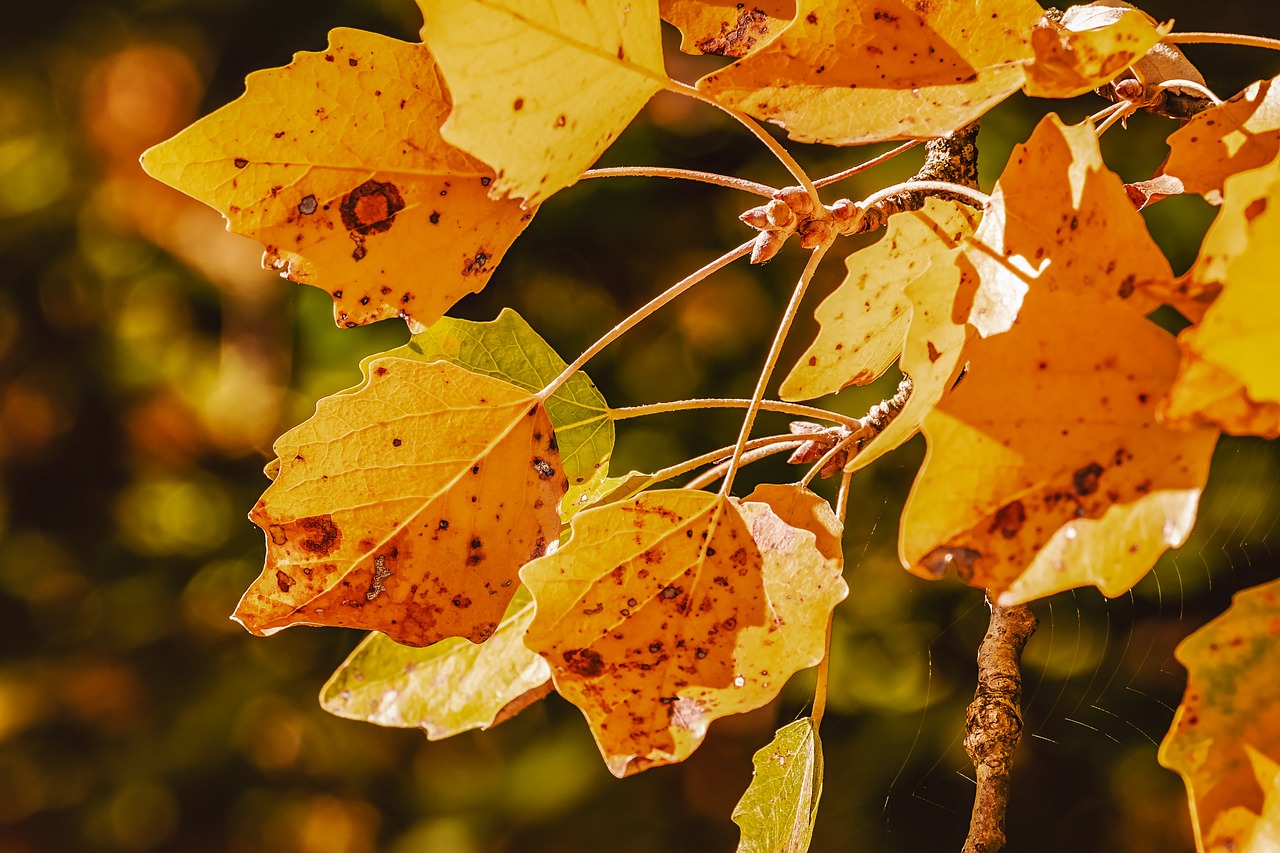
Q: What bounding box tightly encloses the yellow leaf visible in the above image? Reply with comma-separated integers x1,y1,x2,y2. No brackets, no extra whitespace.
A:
1159,577,1280,851
521,491,846,776
234,358,566,647
1023,3,1168,99
696,0,1043,145
781,199,978,401
966,114,1170,337
1165,75,1280,202
140,29,532,331
1201,749,1280,853
741,483,843,563
660,0,795,57
900,287,1218,605
418,0,666,204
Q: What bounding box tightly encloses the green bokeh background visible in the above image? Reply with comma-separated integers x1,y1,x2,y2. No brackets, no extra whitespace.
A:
3,2,1279,851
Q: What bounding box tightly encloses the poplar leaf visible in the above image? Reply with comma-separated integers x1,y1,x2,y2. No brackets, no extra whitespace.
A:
966,114,1171,337
320,586,551,738
697,0,1043,145
1200,749,1280,853
732,718,823,853
900,288,1218,605
234,358,567,647
418,0,666,204
1159,576,1280,850
661,0,795,57
1023,3,1168,99
521,491,846,776
140,29,532,331
1164,75,1280,202
781,199,978,401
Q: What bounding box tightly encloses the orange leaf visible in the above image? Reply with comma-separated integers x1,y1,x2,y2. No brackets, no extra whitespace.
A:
696,0,1043,145
521,491,846,776
234,358,566,646
1165,75,1280,202
966,114,1171,337
141,29,533,331
660,0,795,57
1023,3,1168,99
1159,577,1280,850
741,483,843,563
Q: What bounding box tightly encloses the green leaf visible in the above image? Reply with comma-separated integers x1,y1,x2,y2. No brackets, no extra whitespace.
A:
320,585,551,738
733,717,824,853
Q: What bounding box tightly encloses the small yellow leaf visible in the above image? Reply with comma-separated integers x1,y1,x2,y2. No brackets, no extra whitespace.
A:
418,0,666,204
140,29,532,331
1165,75,1280,201
660,0,795,57
1023,4,1168,99
234,358,566,647
781,199,978,401
697,0,1043,145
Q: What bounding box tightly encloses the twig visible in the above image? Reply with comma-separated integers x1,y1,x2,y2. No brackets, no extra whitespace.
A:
961,600,1039,853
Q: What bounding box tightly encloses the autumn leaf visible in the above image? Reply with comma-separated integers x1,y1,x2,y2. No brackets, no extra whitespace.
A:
900,286,1218,605
1200,749,1280,853
418,0,666,204
661,0,795,58
1164,75,1280,202
390,308,615,511
781,199,977,401
742,484,842,563
966,114,1171,337
697,0,1043,145
140,28,532,331
1023,2,1168,99
732,718,823,853
520,491,846,776
234,358,567,647
1159,576,1280,851
320,586,551,738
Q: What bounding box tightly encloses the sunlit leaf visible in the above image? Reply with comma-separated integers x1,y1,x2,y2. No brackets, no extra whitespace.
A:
320,586,551,737
140,28,532,331
418,0,666,204
780,199,977,401
742,484,842,563
234,358,567,646
1164,75,1280,202
697,0,1043,145
732,717,823,853
1200,749,1280,853
1023,3,1168,99
521,491,846,776
1159,576,1280,850
661,0,795,57
966,114,1170,337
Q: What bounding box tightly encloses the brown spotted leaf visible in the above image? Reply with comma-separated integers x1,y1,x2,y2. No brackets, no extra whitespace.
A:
1159,576,1280,850
520,490,846,776
966,114,1171,337
900,286,1218,605
1023,2,1168,99
234,357,566,647
661,0,795,57
697,0,1043,145
1164,75,1280,202
418,0,666,204
140,29,532,331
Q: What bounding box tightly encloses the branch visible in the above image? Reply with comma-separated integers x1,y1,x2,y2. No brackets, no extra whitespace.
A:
961,600,1039,853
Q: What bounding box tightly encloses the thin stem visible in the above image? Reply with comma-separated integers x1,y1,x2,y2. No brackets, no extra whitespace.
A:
581,166,776,197
836,467,853,526
1152,79,1222,105
1093,100,1137,137
720,243,832,497
1165,31,1280,51
611,398,861,428
541,240,753,398
683,440,802,491
646,434,803,490
814,140,922,189
859,179,990,215
664,79,821,207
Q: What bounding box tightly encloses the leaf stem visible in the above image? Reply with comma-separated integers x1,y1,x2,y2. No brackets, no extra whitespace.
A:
611,398,861,427
683,440,803,491
856,180,990,221
799,429,862,488
814,140,922,189
1164,31,1280,51
719,243,832,497
581,166,776,197
540,240,754,399
649,434,804,489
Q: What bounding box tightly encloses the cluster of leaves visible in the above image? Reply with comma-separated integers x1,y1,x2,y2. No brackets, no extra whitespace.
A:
143,0,1280,849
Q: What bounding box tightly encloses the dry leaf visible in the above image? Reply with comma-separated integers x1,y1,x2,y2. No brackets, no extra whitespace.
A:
661,0,795,57
1024,3,1168,99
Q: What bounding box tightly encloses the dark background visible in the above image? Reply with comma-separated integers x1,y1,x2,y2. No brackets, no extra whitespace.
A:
2,2,1279,851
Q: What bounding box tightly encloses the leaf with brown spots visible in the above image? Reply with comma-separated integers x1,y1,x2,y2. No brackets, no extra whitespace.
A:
1023,2,1168,99
781,199,977,401
1164,74,1280,202
899,283,1219,605
140,29,533,331
661,0,795,58
319,585,551,738
696,0,1043,145
1163,155,1280,439
965,114,1171,337
418,0,666,205
520,490,846,776
1159,576,1280,851
233,357,567,647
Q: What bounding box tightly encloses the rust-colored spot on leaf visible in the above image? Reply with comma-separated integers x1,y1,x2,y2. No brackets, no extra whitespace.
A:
1073,462,1104,496
298,514,341,555
563,648,606,678
340,178,405,236
990,501,1026,538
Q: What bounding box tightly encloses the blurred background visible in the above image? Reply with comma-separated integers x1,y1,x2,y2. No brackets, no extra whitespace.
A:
3,1,1280,851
